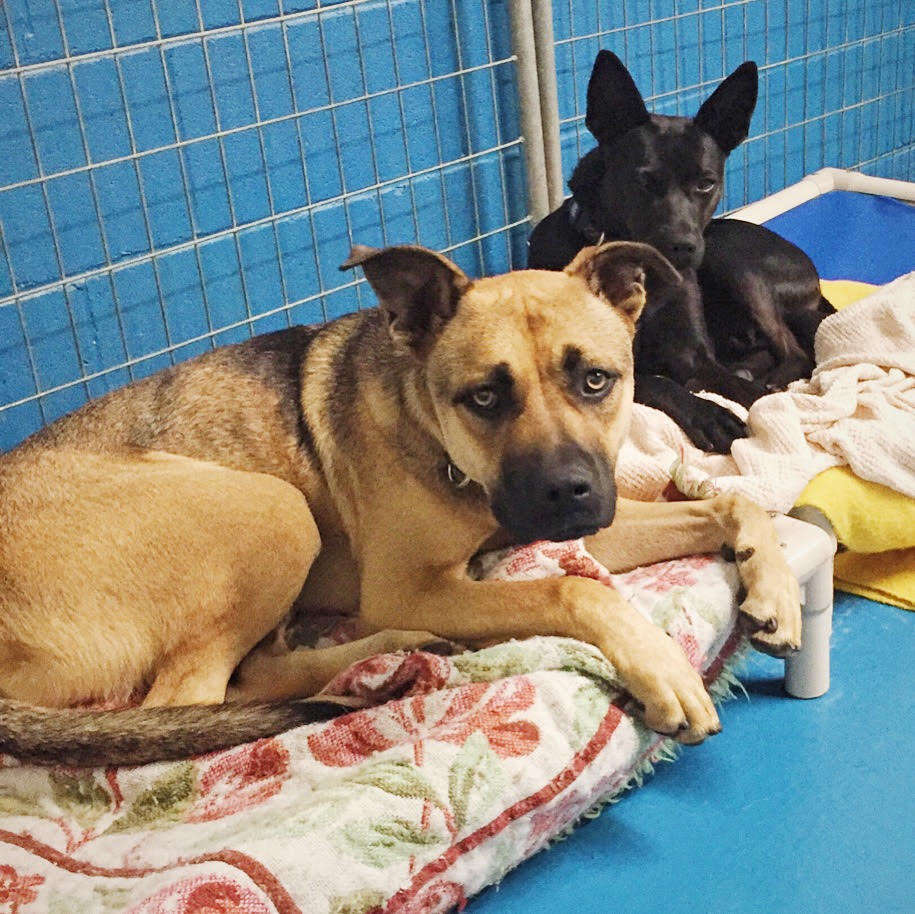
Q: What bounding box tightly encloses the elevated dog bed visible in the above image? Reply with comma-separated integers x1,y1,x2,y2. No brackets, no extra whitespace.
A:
736,169,915,286
617,170,915,610
744,169,915,610
8,173,894,914
0,520,833,914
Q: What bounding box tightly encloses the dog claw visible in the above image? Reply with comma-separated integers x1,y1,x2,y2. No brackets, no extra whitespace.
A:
419,638,464,656
738,611,774,635
750,636,793,659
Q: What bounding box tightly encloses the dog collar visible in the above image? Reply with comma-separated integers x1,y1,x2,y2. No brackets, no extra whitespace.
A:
568,199,605,246
446,460,472,489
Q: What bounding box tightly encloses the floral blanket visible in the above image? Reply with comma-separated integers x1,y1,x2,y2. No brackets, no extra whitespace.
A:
0,541,743,914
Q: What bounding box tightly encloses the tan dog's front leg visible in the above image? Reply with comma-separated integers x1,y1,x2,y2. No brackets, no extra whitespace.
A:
362,571,720,744
586,495,802,655
228,630,457,703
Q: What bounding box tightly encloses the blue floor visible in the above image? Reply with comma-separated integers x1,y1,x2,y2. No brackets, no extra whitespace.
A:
468,593,914,914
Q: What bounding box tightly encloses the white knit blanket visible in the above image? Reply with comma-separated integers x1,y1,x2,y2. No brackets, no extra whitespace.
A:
617,273,915,512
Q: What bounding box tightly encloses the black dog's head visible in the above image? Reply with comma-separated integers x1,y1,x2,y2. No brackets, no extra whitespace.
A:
570,51,758,271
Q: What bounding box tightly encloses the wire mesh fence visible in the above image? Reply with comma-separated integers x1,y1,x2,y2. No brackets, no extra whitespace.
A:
551,0,914,212
0,0,912,450
0,0,529,449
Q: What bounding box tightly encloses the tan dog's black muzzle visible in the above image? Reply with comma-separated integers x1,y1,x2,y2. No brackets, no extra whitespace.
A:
491,444,616,544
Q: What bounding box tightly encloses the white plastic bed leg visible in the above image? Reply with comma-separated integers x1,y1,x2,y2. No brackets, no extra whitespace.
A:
784,561,834,699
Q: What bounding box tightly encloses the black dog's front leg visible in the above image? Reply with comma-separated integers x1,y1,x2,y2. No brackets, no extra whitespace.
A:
684,351,768,407
659,273,767,407
636,274,756,452
634,373,747,453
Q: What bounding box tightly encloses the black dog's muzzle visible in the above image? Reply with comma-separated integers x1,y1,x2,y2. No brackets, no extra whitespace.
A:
491,444,616,544
650,232,705,271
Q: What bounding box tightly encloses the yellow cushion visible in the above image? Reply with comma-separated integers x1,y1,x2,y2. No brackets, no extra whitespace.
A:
832,550,915,611
819,279,878,309
796,279,915,609
797,468,915,554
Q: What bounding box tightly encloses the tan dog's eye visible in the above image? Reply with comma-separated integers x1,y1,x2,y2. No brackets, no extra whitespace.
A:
455,366,516,420
581,369,616,398
471,387,498,410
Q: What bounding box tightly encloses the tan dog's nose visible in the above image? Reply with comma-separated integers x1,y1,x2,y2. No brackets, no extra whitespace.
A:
490,444,616,544
545,473,593,504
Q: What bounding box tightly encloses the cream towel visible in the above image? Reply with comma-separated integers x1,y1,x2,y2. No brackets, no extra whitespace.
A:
617,272,915,513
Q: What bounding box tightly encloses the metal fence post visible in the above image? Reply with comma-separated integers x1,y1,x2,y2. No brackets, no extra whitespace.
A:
508,0,551,226
531,0,564,212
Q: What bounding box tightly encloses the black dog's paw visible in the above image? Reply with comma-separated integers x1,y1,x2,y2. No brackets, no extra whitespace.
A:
764,356,815,392
696,372,766,409
681,396,747,453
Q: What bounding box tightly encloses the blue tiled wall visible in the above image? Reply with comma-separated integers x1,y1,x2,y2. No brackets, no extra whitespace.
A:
554,0,914,211
0,0,912,450
0,0,527,448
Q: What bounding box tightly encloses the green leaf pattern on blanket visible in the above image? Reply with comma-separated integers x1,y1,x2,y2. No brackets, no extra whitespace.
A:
90,885,135,913
569,681,613,752
338,816,441,868
689,592,733,629
329,888,386,914
348,760,447,811
553,640,618,685
648,594,682,631
452,640,533,681
449,730,506,830
49,771,113,827
106,763,196,833
0,784,43,818
453,637,619,691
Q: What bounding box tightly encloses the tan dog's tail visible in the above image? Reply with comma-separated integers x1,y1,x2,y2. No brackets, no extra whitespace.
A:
0,696,363,767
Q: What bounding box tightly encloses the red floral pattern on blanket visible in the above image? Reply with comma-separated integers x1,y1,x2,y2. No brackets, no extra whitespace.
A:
522,791,590,856
0,537,743,914
616,553,717,593
379,880,468,914
128,875,273,914
188,739,290,823
309,677,539,768
476,538,612,586
0,865,43,914
323,649,454,703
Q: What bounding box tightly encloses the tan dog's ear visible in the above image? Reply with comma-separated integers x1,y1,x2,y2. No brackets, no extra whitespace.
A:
565,241,681,325
341,244,470,354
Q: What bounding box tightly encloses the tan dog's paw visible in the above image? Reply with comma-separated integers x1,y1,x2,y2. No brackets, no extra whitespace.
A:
747,595,801,656
735,549,802,657
621,631,721,745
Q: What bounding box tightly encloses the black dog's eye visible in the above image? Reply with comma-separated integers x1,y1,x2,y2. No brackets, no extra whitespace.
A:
581,369,616,399
469,386,498,411
695,178,717,194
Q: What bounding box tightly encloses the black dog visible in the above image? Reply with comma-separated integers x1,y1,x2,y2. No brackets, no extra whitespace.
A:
528,51,833,452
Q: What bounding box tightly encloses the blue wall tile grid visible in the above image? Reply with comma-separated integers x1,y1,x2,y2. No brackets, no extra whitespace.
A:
0,0,911,450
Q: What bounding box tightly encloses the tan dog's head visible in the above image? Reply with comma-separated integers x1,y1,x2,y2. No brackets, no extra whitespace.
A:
342,241,679,543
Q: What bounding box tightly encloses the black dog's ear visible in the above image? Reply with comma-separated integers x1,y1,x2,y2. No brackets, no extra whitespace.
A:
585,50,650,145
566,241,681,326
340,245,470,354
694,61,758,153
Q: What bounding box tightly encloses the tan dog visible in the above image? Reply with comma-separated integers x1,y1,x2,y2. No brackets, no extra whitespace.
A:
0,242,800,766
